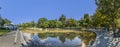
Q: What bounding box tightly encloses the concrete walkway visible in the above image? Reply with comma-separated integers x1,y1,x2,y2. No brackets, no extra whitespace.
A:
0,31,21,47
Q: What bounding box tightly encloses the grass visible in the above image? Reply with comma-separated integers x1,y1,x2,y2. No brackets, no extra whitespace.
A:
22,28,82,33
0,29,9,36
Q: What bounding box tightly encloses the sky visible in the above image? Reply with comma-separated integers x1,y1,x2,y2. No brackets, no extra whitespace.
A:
0,0,97,24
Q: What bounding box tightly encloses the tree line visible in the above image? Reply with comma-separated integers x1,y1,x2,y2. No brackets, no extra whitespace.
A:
19,0,120,35
19,12,120,29
19,14,80,28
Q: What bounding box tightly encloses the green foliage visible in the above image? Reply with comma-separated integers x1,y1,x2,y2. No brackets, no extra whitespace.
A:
92,11,110,28
3,19,11,24
95,0,120,18
66,18,78,27
48,20,56,28
19,21,35,28
55,21,63,28
79,14,92,28
59,14,66,27
0,16,4,27
116,19,120,28
30,21,35,27
37,18,48,28
0,16,11,28
94,0,120,36
41,21,49,28
59,14,66,23
95,0,120,28
0,29,10,35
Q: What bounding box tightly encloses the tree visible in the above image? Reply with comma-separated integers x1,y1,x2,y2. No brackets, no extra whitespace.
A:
19,21,36,28
80,14,92,28
55,21,63,28
116,19,120,28
92,11,110,28
37,18,47,28
30,21,35,27
59,14,66,22
95,0,120,36
116,18,120,32
3,19,11,24
48,20,56,28
20,23,28,28
0,16,4,27
84,14,91,28
41,21,49,28
59,14,66,27
66,18,78,27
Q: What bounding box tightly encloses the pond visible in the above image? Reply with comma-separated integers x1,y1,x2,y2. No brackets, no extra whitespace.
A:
22,31,96,47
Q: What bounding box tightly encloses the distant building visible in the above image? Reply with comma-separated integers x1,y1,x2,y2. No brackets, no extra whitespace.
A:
4,24,18,30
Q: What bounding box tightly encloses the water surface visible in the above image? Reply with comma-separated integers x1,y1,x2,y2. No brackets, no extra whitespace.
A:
23,31,96,47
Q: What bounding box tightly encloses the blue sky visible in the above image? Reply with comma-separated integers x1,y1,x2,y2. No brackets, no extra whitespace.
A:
0,0,97,24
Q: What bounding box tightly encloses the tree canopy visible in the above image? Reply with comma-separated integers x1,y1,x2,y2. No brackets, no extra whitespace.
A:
95,0,120,27
0,16,11,27
95,0,120,35
0,16,4,27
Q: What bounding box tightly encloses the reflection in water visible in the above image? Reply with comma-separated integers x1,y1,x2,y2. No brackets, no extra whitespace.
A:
22,32,96,47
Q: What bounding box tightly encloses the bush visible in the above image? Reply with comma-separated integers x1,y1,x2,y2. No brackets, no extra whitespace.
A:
0,29,10,35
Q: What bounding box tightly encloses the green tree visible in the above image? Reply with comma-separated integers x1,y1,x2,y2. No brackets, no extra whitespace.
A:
48,20,56,28
0,16,4,27
55,21,63,28
20,21,35,28
3,19,11,24
59,14,66,27
66,18,78,27
20,23,28,28
92,11,110,28
84,14,91,28
116,19,120,28
116,18,120,32
95,0,120,35
37,18,47,28
80,14,92,28
30,21,35,27
41,21,49,28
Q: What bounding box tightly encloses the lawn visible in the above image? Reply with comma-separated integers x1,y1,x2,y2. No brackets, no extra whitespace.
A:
0,29,9,35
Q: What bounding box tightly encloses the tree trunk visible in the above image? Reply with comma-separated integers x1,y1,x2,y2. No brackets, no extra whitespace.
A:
112,21,116,37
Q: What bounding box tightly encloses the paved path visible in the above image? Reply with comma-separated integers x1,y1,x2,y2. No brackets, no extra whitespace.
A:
0,31,21,47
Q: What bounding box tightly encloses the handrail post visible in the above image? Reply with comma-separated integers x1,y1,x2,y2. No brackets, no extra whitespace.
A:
14,30,19,44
